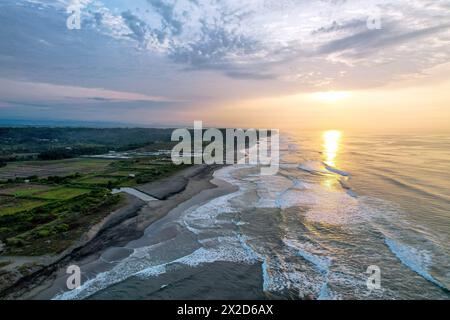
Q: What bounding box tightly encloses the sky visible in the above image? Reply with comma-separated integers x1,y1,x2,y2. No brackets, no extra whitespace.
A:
0,0,449,132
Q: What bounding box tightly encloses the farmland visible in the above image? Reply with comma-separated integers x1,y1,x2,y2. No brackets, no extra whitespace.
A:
0,196,47,216
0,127,188,256
0,158,113,180
0,155,187,256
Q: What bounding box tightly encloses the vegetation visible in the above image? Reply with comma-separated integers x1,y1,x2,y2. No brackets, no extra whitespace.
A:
32,187,91,200
0,197,47,216
0,159,112,181
0,189,124,255
0,127,175,164
0,127,190,256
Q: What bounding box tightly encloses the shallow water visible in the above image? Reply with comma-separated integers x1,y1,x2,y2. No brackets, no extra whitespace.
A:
56,132,450,300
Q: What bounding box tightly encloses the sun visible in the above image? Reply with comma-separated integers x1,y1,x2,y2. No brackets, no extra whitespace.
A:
311,91,352,103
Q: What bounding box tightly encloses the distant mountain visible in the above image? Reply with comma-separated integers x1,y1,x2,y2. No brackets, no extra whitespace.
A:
0,118,180,128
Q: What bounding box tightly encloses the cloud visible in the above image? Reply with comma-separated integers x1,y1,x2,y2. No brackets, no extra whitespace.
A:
121,10,149,43
318,23,450,55
80,0,450,83
1,0,450,123
311,19,368,35
224,71,275,80
147,0,183,35
0,78,175,104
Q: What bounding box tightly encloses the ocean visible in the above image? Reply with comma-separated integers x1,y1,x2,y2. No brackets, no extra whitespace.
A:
55,131,450,300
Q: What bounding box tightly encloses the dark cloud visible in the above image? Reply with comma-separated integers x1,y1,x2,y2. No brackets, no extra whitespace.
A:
147,0,183,35
225,71,275,80
318,23,450,55
311,19,367,35
169,23,258,68
1,0,450,123
121,10,149,43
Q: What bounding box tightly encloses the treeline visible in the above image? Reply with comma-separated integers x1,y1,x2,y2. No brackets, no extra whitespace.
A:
37,146,110,160
0,127,175,159
2,173,82,185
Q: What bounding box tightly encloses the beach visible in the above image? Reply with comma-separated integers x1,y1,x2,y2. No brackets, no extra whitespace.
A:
46,134,450,299
2,133,449,300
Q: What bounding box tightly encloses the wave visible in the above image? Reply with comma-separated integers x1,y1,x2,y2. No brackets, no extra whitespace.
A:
298,161,329,175
283,239,331,275
261,258,272,293
54,235,261,300
295,249,331,275
384,238,448,292
338,179,358,198
373,173,450,205
282,238,335,299
324,165,350,177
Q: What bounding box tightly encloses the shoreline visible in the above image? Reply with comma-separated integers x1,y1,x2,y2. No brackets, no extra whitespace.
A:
0,164,234,300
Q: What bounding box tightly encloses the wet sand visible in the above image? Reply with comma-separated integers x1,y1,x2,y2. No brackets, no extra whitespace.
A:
89,261,265,300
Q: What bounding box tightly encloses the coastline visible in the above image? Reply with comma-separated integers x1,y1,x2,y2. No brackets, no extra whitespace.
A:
0,164,235,300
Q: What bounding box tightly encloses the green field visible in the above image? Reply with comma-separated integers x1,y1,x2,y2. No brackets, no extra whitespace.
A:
102,170,136,177
0,196,47,216
0,127,182,256
33,187,91,200
0,154,186,255
0,184,91,200
0,184,53,197
75,175,122,185
0,190,124,255
0,158,113,180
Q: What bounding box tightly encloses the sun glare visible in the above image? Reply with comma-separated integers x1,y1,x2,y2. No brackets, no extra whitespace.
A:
311,91,351,103
323,130,342,167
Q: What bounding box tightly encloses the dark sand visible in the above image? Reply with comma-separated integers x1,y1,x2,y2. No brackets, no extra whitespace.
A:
89,262,265,300
136,165,211,200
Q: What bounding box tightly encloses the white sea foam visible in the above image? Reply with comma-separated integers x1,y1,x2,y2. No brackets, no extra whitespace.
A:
260,254,328,297
135,264,167,278
54,232,262,300
318,282,332,300
181,191,239,234
295,248,330,275
385,238,447,291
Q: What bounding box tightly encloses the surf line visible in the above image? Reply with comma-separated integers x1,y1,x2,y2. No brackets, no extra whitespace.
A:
177,304,212,318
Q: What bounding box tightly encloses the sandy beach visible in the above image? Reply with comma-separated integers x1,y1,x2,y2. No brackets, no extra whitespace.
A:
0,164,234,300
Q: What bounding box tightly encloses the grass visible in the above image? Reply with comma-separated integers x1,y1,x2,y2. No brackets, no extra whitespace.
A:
0,158,113,179
0,184,91,201
126,165,159,170
0,184,52,197
3,192,125,256
102,170,136,177
11,158,112,168
0,196,48,216
33,187,91,200
75,176,122,185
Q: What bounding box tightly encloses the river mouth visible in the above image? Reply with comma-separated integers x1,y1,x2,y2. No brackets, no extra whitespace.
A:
112,188,159,202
